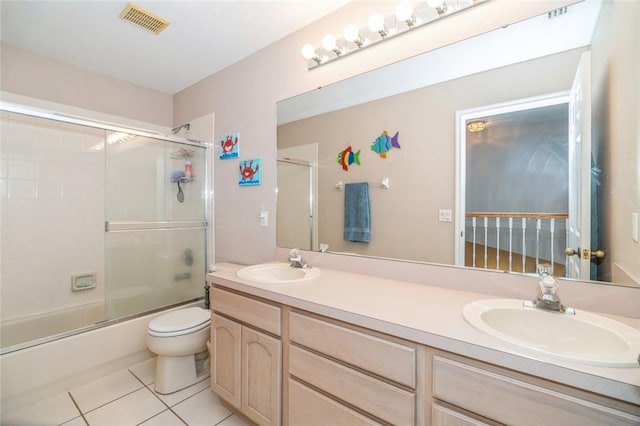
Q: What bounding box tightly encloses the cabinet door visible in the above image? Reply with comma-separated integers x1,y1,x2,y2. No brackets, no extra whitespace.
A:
211,314,241,409
242,327,282,426
432,404,490,426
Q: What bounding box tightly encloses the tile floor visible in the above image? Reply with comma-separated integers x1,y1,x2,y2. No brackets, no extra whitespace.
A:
2,358,251,426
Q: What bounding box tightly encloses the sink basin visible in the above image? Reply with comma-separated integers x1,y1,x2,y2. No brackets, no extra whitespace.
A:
463,299,640,367
236,263,320,283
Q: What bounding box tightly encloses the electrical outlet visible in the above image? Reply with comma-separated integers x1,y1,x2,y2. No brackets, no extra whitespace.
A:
439,209,452,222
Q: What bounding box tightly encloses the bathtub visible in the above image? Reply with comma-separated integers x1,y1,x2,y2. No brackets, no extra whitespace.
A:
1,302,107,351
0,300,205,414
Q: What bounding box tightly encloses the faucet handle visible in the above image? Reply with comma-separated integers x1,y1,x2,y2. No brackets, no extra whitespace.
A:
539,275,558,292
289,248,301,258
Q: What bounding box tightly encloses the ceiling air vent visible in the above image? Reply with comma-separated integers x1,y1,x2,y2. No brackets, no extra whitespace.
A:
119,3,170,35
547,6,568,19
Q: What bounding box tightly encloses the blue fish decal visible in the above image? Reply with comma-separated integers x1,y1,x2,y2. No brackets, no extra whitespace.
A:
337,145,361,171
370,130,400,158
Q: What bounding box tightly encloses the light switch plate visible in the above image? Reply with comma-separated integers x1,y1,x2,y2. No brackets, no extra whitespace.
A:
632,212,639,242
439,209,452,222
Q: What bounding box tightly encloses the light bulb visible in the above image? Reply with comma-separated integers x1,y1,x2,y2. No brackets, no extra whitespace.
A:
301,44,316,60
368,13,388,37
368,13,385,32
395,1,414,22
322,34,337,51
344,24,364,48
427,0,448,15
343,24,360,42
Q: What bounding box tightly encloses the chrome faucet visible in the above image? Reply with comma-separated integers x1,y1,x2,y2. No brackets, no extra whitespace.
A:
288,248,311,269
523,264,575,315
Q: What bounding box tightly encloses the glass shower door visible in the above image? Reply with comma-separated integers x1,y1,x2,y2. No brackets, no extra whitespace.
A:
105,133,207,319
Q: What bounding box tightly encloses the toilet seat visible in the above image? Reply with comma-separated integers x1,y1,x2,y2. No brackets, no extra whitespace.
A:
148,307,211,337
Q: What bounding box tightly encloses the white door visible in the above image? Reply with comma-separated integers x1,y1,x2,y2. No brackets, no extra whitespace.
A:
566,52,594,280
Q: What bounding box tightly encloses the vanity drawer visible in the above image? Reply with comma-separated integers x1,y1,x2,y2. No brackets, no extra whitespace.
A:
212,287,281,336
288,378,383,426
432,355,640,426
289,310,416,388
289,344,415,425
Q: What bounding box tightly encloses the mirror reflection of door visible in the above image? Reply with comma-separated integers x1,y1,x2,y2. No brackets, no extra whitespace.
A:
457,52,599,280
276,143,318,252
457,93,575,278
567,52,597,281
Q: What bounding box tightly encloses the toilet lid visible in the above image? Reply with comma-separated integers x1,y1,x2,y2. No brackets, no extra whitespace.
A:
148,307,210,336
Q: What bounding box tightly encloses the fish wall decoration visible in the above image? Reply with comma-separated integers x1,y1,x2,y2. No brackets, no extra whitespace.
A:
371,130,400,158
337,145,361,171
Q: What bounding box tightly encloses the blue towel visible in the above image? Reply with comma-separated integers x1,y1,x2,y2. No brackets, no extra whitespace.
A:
343,182,371,243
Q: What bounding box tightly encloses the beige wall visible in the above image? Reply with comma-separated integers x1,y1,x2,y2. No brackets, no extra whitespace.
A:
278,49,583,264
0,43,173,127
173,0,577,265
591,1,640,285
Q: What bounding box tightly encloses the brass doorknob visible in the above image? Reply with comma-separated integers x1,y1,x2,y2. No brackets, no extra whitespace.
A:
564,248,605,259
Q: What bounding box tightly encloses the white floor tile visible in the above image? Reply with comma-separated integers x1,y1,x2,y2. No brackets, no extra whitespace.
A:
138,409,186,426
217,414,252,426
129,357,157,385
61,416,88,426
83,388,166,426
153,376,211,408
70,369,143,413
1,391,81,426
172,389,231,426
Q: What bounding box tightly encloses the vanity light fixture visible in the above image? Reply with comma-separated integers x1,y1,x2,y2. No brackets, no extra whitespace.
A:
301,0,487,70
466,121,486,133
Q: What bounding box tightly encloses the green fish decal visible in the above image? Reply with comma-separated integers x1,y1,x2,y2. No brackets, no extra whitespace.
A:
337,145,361,171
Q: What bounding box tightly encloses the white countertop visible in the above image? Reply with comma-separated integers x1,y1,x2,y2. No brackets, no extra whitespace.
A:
208,262,640,406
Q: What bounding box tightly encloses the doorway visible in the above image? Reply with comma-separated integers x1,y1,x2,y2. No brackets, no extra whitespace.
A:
455,93,571,276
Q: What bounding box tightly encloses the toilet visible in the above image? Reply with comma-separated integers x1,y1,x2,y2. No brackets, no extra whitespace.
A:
146,307,211,394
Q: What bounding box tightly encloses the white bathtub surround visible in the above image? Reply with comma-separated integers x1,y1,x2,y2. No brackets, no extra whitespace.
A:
0,301,204,415
0,301,106,349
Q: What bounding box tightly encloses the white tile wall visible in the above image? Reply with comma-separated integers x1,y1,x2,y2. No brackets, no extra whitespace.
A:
0,112,106,322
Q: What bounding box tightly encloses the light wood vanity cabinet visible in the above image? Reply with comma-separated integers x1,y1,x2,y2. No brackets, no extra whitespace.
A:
287,310,424,426
210,287,281,426
208,280,639,426
431,353,640,426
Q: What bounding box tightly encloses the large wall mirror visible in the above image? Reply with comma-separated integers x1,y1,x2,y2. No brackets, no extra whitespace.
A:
277,0,639,288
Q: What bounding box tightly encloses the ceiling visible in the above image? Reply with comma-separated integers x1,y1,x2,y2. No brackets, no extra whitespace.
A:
0,0,350,94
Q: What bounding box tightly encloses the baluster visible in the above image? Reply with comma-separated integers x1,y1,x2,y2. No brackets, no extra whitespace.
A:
522,217,527,272
472,217,477,268
550,218,555,272
565,218,570,275
483,217,488,269
536,218,541,270
508,217,513,272
495,217,501,270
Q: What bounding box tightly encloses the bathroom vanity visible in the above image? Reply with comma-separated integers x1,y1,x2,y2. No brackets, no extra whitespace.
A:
207,263,640,426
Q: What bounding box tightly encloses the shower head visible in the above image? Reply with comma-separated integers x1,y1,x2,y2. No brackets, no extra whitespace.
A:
171,123,190,135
